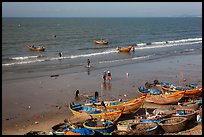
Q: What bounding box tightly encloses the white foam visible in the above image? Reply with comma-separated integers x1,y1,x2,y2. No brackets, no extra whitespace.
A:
11,55,39,60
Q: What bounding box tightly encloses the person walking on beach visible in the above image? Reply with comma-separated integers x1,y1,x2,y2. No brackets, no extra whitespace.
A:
107,71,112,82
102,71,107,82
87,59,90,68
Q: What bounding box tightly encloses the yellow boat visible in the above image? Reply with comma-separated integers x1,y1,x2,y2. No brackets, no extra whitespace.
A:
69,103,124,122
156,82,202,98
85,94,146,114
95,40,109,45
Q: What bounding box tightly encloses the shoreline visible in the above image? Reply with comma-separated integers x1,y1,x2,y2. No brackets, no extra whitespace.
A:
2,52,202,135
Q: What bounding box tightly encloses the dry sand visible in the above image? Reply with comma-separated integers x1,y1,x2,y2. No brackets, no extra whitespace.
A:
2,53,202,135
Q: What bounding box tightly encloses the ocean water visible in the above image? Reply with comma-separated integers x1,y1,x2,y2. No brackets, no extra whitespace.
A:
2,17,202,80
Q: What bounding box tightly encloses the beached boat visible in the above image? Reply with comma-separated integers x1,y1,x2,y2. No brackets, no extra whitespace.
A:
116,46,132,52
27,44,45,51
172,109,197,121
83,119,117,134
156,81,202,98
138,87,162,95
144,91,185,105
175,101,200,111
129,122,158,135
69,103,124,122
158,117,188,133
95,40,109,45
85,94,146,114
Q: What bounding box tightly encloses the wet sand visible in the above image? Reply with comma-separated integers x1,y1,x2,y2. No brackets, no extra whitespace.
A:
2,53,202,135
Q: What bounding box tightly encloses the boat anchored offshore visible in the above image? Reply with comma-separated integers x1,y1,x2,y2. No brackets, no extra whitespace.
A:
95,40,109,45
27,44,45,51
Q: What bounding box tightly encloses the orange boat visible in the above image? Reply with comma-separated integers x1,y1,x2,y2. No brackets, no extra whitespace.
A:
157,82,202,98
95,40,109,45
144,91,185,105
27,44,45,51
116,46,132,52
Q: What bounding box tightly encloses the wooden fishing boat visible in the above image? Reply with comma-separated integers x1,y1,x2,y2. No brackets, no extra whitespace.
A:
69,103,124,122
175,101,200,111
144,91,185,105
129,122,158,135
116,46,132,52
95,40,109,45
85,94,146,114
138,87,162,95
83,119,117,134
157,81,202,98
172,109,197,121
158,117,188,133
27,44,45,51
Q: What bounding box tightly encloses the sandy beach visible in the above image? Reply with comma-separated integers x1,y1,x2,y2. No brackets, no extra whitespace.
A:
2,52,202,135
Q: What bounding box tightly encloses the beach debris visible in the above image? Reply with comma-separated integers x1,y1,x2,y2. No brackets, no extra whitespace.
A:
124,94,127,97
55,105,62,110
35,121,39,124
25,131,47,135
50,74,59,78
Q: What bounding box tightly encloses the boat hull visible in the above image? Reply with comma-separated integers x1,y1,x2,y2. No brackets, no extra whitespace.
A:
69,103,123,122
145,91,185,105
86,94,146,114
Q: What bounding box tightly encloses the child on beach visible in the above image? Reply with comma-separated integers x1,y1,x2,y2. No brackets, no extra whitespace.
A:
107,71,112,82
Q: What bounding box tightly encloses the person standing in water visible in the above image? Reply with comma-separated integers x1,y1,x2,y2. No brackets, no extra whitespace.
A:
87,59,90,67
59,52,62,57
107,71,112,82
102,71,107,82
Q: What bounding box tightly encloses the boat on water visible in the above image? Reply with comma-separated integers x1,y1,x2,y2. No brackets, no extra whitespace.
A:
116,46,132,52
69,103,124,122
83,119,117,134
27,44,46,51
85,94,146,114
95,40,109,45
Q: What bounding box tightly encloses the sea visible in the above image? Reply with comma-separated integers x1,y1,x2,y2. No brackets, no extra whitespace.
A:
2,17,202,81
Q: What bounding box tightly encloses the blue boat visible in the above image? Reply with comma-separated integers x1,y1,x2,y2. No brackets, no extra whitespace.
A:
138,87,162,95
140,117,164,123
64,127,95,135
161,81,198,90
69,103,123,121
83,119,117,134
